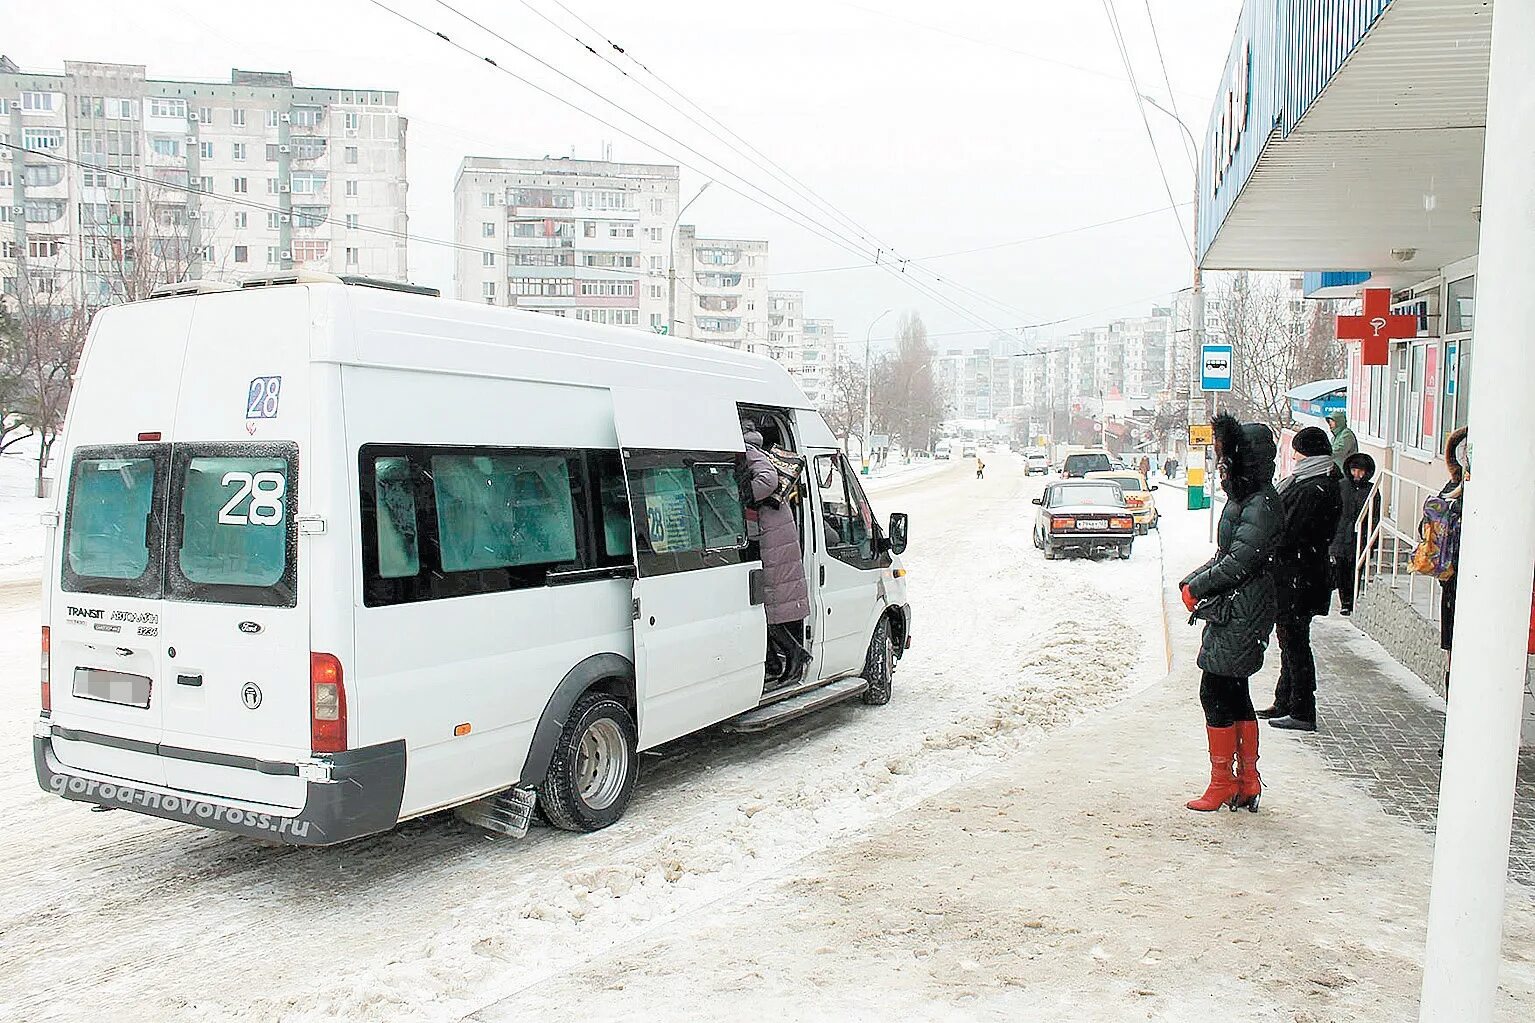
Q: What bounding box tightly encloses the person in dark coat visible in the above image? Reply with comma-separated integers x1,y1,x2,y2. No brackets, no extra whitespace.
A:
1329,452,1379,615
1439,426,1469,678
1179,415,1283,812
743,424,812,686
1260,427,1343,730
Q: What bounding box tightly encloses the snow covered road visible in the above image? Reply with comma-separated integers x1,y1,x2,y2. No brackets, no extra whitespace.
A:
0,453,1167,1023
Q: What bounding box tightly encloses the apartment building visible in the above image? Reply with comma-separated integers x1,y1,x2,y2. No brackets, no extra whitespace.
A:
452,156,678,330
1,59,407,305
800,316,838,405
675,225,769,353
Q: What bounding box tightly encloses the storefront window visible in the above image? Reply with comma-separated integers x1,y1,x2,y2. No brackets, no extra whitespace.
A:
1446,276,1475,333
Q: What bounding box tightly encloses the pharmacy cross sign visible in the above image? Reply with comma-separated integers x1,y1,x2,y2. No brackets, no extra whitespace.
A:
1337,287,1416,366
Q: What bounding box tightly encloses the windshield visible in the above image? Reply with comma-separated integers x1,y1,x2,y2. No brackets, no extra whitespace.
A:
1064,454,1112,475
1101,475,1144,491
1050,484,1123,508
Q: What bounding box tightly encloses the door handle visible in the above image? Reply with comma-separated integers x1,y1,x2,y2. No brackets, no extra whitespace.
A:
176,673,203,687
748,568,766,606
819,564,826,586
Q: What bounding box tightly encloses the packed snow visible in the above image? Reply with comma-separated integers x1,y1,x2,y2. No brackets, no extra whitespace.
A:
0,451,1167,1022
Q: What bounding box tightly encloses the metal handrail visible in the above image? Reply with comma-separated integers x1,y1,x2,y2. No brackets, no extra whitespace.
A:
1353,464,1442,624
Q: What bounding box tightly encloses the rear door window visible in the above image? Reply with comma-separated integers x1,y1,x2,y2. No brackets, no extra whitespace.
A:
1064,454,1112,475
167,443,298,607
61,445,169,597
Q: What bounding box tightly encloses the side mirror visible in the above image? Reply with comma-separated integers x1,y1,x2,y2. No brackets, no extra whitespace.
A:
1031,497,1042,505
1150,484,1159,491
888,512,909,556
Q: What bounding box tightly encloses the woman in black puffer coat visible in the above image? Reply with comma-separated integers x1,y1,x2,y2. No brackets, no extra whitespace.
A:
1179,415,1284,812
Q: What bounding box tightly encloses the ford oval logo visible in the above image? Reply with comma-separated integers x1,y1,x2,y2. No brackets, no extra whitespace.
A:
238,621,263,635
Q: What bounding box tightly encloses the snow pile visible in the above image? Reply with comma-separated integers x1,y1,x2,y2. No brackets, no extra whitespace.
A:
0,444,47,583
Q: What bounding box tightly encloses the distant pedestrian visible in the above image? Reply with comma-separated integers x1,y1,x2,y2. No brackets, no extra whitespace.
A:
1259,427,1343,731
1139,455,1152,480
975,457,986,480
1179,415,1283,813
1327,410,1358,469
1329,452,1379,615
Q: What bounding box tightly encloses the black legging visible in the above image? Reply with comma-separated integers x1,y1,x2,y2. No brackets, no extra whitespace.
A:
1200,671,1255,729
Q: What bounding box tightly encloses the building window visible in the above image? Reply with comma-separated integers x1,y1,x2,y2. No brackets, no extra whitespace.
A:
482,251,496,267
573,308,640,326
292,240,329,264
149,136,182,158
199,141,214,160
483,281,497,300
232,107,246,127
197,106,213,124
266,143,280,162
232,176,248,194
649,285,663,300
78,95,103,118
265,110,280,128
646,226,663,243
608,223,635,239
149,98,187,119
201,244,215,262
650,198,664,215
648,256,663,273
267,246,281,264
483,192,497,208
483,222,497,238
232,142,247,161
651,313,663,329
345,213,359,229
289,172,327,195
23,128,65,151
346,247,359,267
196,176,213,193
345,146,358,164
234,212,247,229
344,112,360,131
1446,276,1475,333
583,221,598,238
22,91,57,112
267,212,281,230
345,180,358,197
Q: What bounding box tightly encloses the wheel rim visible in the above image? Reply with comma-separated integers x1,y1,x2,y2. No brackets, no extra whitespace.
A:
575,718,628,811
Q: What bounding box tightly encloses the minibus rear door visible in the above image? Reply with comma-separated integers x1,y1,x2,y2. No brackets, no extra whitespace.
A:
614,392,767,748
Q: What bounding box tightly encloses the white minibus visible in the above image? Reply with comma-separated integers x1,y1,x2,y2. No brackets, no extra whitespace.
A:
34,274,912,845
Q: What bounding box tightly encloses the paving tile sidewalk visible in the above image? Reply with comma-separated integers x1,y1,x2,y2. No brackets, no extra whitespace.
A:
1260,615,1535,883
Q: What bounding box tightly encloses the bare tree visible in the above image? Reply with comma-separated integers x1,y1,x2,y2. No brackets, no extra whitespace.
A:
872,312,944,454
1213,271,1308,437
0,303,36,456
819,357,868,455
79,177,222,302
5,293,89,495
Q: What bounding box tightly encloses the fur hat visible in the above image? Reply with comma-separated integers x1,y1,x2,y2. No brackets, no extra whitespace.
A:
1292,426,1332,457
1212,413,1277,501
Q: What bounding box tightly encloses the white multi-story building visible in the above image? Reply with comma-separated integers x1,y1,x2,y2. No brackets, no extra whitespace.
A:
675,225,769,353
767,288,803,374
1,59,407,306
452,156,678,330
800,316,837,405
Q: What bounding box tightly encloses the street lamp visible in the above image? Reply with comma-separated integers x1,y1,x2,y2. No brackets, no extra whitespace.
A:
666,181,712,339
862,308,893,474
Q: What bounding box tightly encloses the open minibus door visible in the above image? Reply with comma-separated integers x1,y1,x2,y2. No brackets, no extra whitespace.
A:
613,391,769,748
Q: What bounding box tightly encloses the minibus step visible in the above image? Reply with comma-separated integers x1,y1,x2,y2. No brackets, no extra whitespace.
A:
724,677,869,733
455,786,538,838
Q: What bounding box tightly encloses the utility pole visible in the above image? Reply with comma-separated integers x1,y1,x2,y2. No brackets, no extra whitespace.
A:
862,308,892,474
1419,3,1535,1019
665,181,711,339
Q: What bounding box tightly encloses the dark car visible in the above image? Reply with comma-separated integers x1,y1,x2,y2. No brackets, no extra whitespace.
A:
1060,450,1114,478
1032,480,1136,560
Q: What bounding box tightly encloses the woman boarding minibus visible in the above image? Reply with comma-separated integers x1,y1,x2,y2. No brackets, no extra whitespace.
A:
34,274,912,845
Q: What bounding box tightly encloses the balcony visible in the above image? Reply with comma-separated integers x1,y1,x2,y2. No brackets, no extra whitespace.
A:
693,271,742,290
697,295,740,313
694,248,742,267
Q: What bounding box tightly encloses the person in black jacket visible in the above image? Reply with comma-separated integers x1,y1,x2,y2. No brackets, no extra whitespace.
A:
1329,452,1379,615
1179,415,1284,812
1259,427,1343,731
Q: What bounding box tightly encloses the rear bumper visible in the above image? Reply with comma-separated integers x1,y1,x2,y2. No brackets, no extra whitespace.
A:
33,724,406,847
1048,532,1133,549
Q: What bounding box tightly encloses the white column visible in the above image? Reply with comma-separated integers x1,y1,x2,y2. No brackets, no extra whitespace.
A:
1419,2,1535,1019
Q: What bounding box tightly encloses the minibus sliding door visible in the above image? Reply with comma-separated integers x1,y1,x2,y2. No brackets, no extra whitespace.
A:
613,391,767,748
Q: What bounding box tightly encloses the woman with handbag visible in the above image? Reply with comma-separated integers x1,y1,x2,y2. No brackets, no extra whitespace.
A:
1179,415,1285,812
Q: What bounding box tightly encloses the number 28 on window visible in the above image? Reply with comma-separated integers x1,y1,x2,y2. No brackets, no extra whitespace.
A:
219,471,286,525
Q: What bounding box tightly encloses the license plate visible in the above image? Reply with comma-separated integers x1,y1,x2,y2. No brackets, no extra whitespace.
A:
1076,519,1107,530
72,667,152,709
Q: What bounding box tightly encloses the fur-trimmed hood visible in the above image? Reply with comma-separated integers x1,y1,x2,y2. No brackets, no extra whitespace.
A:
1343,452,1376,481
1212,413,1276,501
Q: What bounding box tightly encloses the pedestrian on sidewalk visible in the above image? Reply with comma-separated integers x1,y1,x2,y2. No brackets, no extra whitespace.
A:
1179,414,1283,813
1329,452,1379,615
1260,427,1343,731
1327,410,1358,469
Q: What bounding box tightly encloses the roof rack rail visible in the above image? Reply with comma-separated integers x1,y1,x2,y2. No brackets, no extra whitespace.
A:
147,280,240,300
239,270,439,298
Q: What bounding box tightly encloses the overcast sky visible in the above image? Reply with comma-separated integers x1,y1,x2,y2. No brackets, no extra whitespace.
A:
8,0,1242,349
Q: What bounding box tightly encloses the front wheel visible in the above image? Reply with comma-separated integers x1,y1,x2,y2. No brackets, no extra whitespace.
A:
539,691,638,833
861,617,895,706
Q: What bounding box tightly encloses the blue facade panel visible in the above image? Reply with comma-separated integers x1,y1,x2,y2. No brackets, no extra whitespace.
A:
1198,0,1397,263
1302,270,1372,296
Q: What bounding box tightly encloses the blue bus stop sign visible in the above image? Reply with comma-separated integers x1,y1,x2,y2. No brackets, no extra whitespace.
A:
1201,344,1234,392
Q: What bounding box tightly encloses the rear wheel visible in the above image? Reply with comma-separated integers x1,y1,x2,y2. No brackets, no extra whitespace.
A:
539,691,638,833
861,617,895,706
1044,539,1059,560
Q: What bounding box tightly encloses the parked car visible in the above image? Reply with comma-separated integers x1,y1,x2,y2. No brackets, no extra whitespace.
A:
1087,469,1159,533
1025,452,1050,476
1059,448,1114,478
1032,480,1136,560
961,443,978,459
935,439,953,460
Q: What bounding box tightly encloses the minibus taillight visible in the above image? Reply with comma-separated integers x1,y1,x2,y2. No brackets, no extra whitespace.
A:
309,652,347,754
137,431,162,442
40,626,51,714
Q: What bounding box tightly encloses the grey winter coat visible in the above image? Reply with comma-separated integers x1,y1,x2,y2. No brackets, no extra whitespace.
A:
1181,417,1284,679
745,442,811,625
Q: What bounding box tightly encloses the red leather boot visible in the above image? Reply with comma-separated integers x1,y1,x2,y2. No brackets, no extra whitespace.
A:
1233,720,1261,812
1186,726,1240,812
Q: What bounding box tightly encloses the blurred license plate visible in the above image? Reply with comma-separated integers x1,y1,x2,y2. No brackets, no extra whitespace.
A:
73,668,152,709
1077,519,1107,530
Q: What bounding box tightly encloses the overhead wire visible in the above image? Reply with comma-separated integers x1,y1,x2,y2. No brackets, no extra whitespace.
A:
1140,0,1197,173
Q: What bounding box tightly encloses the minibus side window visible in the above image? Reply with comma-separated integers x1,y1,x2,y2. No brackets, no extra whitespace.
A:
816,454,884,569
592,451,633,561
373,456,419,578
625,449,749,577
432,452,578,572
61,449,167,597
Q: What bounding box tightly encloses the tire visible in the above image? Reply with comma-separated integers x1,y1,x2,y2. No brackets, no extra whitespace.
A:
1118,543,1133,560
538,691,639,833
1033,527,1043,550
1043,539,1057,560
860,616,895,706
